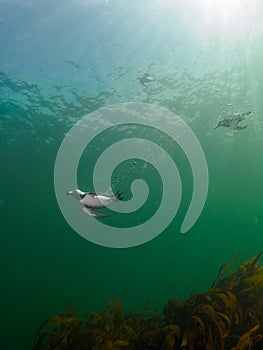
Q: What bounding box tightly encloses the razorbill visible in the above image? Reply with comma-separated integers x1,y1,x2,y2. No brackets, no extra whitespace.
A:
66,189,123,217
138,73,155,87
215,111,251,130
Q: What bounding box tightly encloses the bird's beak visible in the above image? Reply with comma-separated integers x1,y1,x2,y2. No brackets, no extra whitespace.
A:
66,191,72,195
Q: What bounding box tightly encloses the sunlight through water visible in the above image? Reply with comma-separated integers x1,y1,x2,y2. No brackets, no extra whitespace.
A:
152,0,263,38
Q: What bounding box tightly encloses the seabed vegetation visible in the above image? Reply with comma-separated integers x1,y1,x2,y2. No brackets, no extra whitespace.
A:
33,251,263,350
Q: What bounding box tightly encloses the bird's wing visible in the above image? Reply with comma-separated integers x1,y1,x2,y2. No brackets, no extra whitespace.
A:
82,206,109,217
231,124,247,130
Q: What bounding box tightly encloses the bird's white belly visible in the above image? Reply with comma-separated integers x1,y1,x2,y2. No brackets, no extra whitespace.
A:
81,194,112,208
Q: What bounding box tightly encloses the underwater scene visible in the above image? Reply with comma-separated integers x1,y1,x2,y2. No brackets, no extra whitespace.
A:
1,0,263,349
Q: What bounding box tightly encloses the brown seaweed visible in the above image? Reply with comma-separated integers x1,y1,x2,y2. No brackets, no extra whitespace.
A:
33,252,263,350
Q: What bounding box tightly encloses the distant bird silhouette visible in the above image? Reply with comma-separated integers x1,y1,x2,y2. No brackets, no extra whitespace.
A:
138,73,155,86
215,111,251,130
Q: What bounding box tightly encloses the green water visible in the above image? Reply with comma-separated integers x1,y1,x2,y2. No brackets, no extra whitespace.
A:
1,0,263,348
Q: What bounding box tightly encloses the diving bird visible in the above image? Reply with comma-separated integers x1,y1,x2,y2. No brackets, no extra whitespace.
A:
215,111,251,130
138,73,155,86
66,189,123,217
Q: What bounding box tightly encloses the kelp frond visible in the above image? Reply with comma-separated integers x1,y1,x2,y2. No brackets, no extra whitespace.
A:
34,252,263,350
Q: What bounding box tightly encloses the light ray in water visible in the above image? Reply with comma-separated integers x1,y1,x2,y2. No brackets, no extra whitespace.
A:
152,0,263,38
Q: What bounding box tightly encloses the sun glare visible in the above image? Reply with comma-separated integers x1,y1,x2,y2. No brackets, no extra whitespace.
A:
153,0,262,38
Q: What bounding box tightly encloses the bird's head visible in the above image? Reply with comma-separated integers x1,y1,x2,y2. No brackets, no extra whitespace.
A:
66,189,84,200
